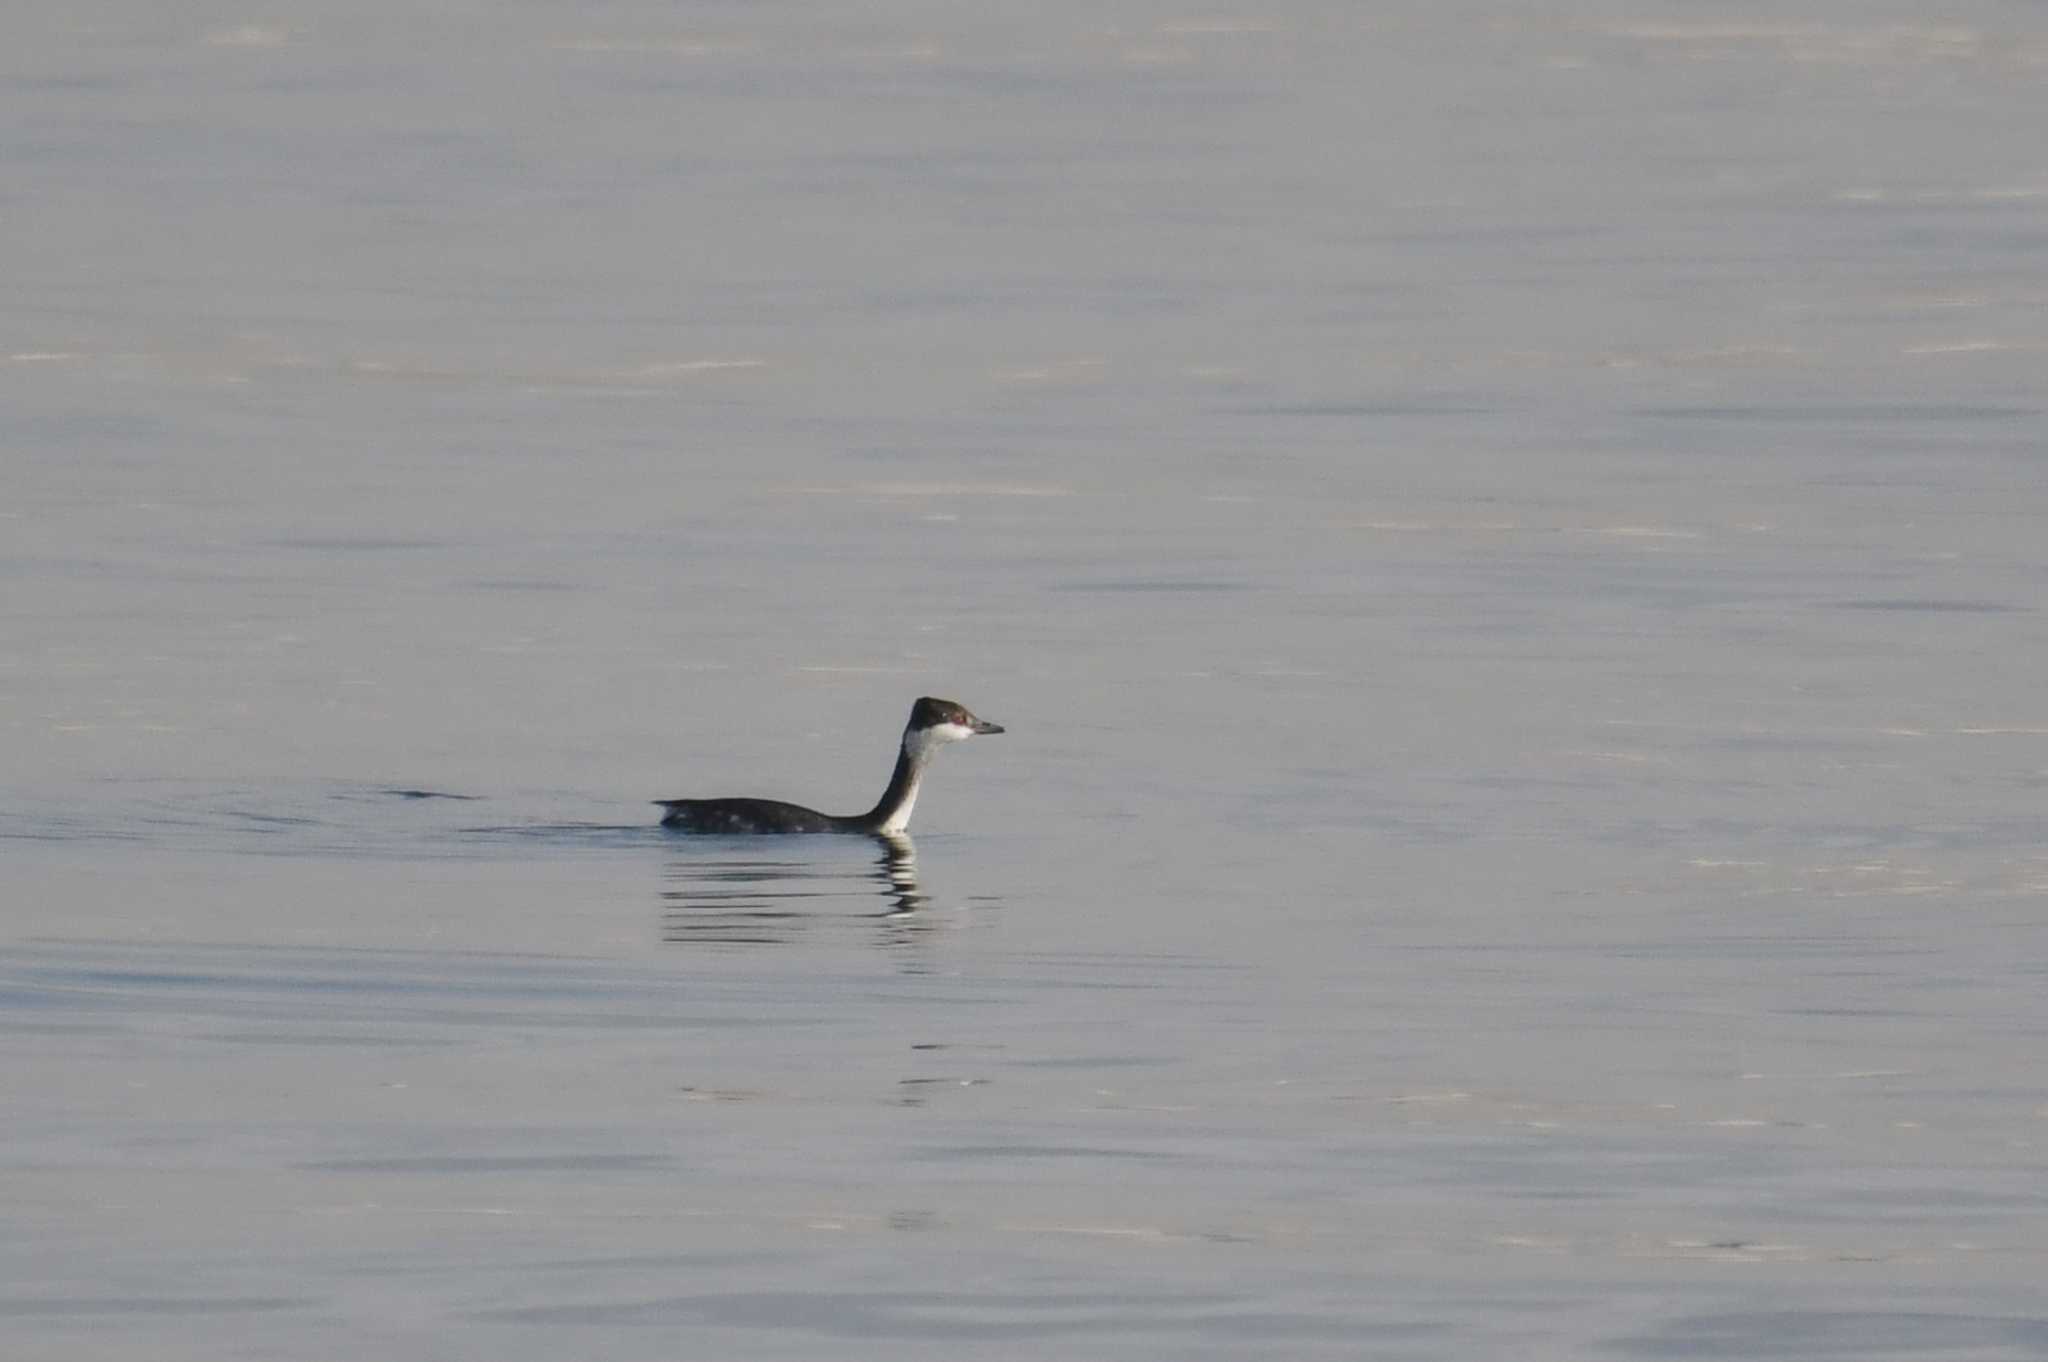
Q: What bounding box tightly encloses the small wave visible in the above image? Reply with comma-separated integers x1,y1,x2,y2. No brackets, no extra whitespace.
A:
453,822,667,850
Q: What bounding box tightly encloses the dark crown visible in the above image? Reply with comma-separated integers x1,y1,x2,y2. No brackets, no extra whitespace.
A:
909,696,974,729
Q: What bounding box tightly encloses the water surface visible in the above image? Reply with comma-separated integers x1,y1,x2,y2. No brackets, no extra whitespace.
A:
5,2,2047,1357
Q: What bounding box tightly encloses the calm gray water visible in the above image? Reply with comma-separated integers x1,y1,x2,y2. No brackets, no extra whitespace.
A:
6,4,2047,1357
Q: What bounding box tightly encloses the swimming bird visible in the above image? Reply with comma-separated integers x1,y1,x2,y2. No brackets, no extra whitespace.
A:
656,696,1004,834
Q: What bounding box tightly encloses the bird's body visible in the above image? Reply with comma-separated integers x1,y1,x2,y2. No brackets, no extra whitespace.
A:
656,697,1003,835
656,797,850,835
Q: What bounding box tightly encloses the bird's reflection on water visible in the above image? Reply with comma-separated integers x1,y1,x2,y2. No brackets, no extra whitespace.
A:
661,833,962,962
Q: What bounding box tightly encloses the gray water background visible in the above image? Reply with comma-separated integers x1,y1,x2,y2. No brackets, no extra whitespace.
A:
5,3,2047,1357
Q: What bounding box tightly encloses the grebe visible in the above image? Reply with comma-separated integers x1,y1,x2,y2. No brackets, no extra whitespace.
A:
656,697,1003,834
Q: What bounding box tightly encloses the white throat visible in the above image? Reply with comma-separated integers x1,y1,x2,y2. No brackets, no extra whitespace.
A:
904,722,974,759
873,723,973,834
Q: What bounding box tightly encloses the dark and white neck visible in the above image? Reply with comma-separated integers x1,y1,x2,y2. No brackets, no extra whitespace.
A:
860,726,945,835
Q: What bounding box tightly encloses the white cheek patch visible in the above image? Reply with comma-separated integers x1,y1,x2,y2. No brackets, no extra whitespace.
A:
904,721,975,760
